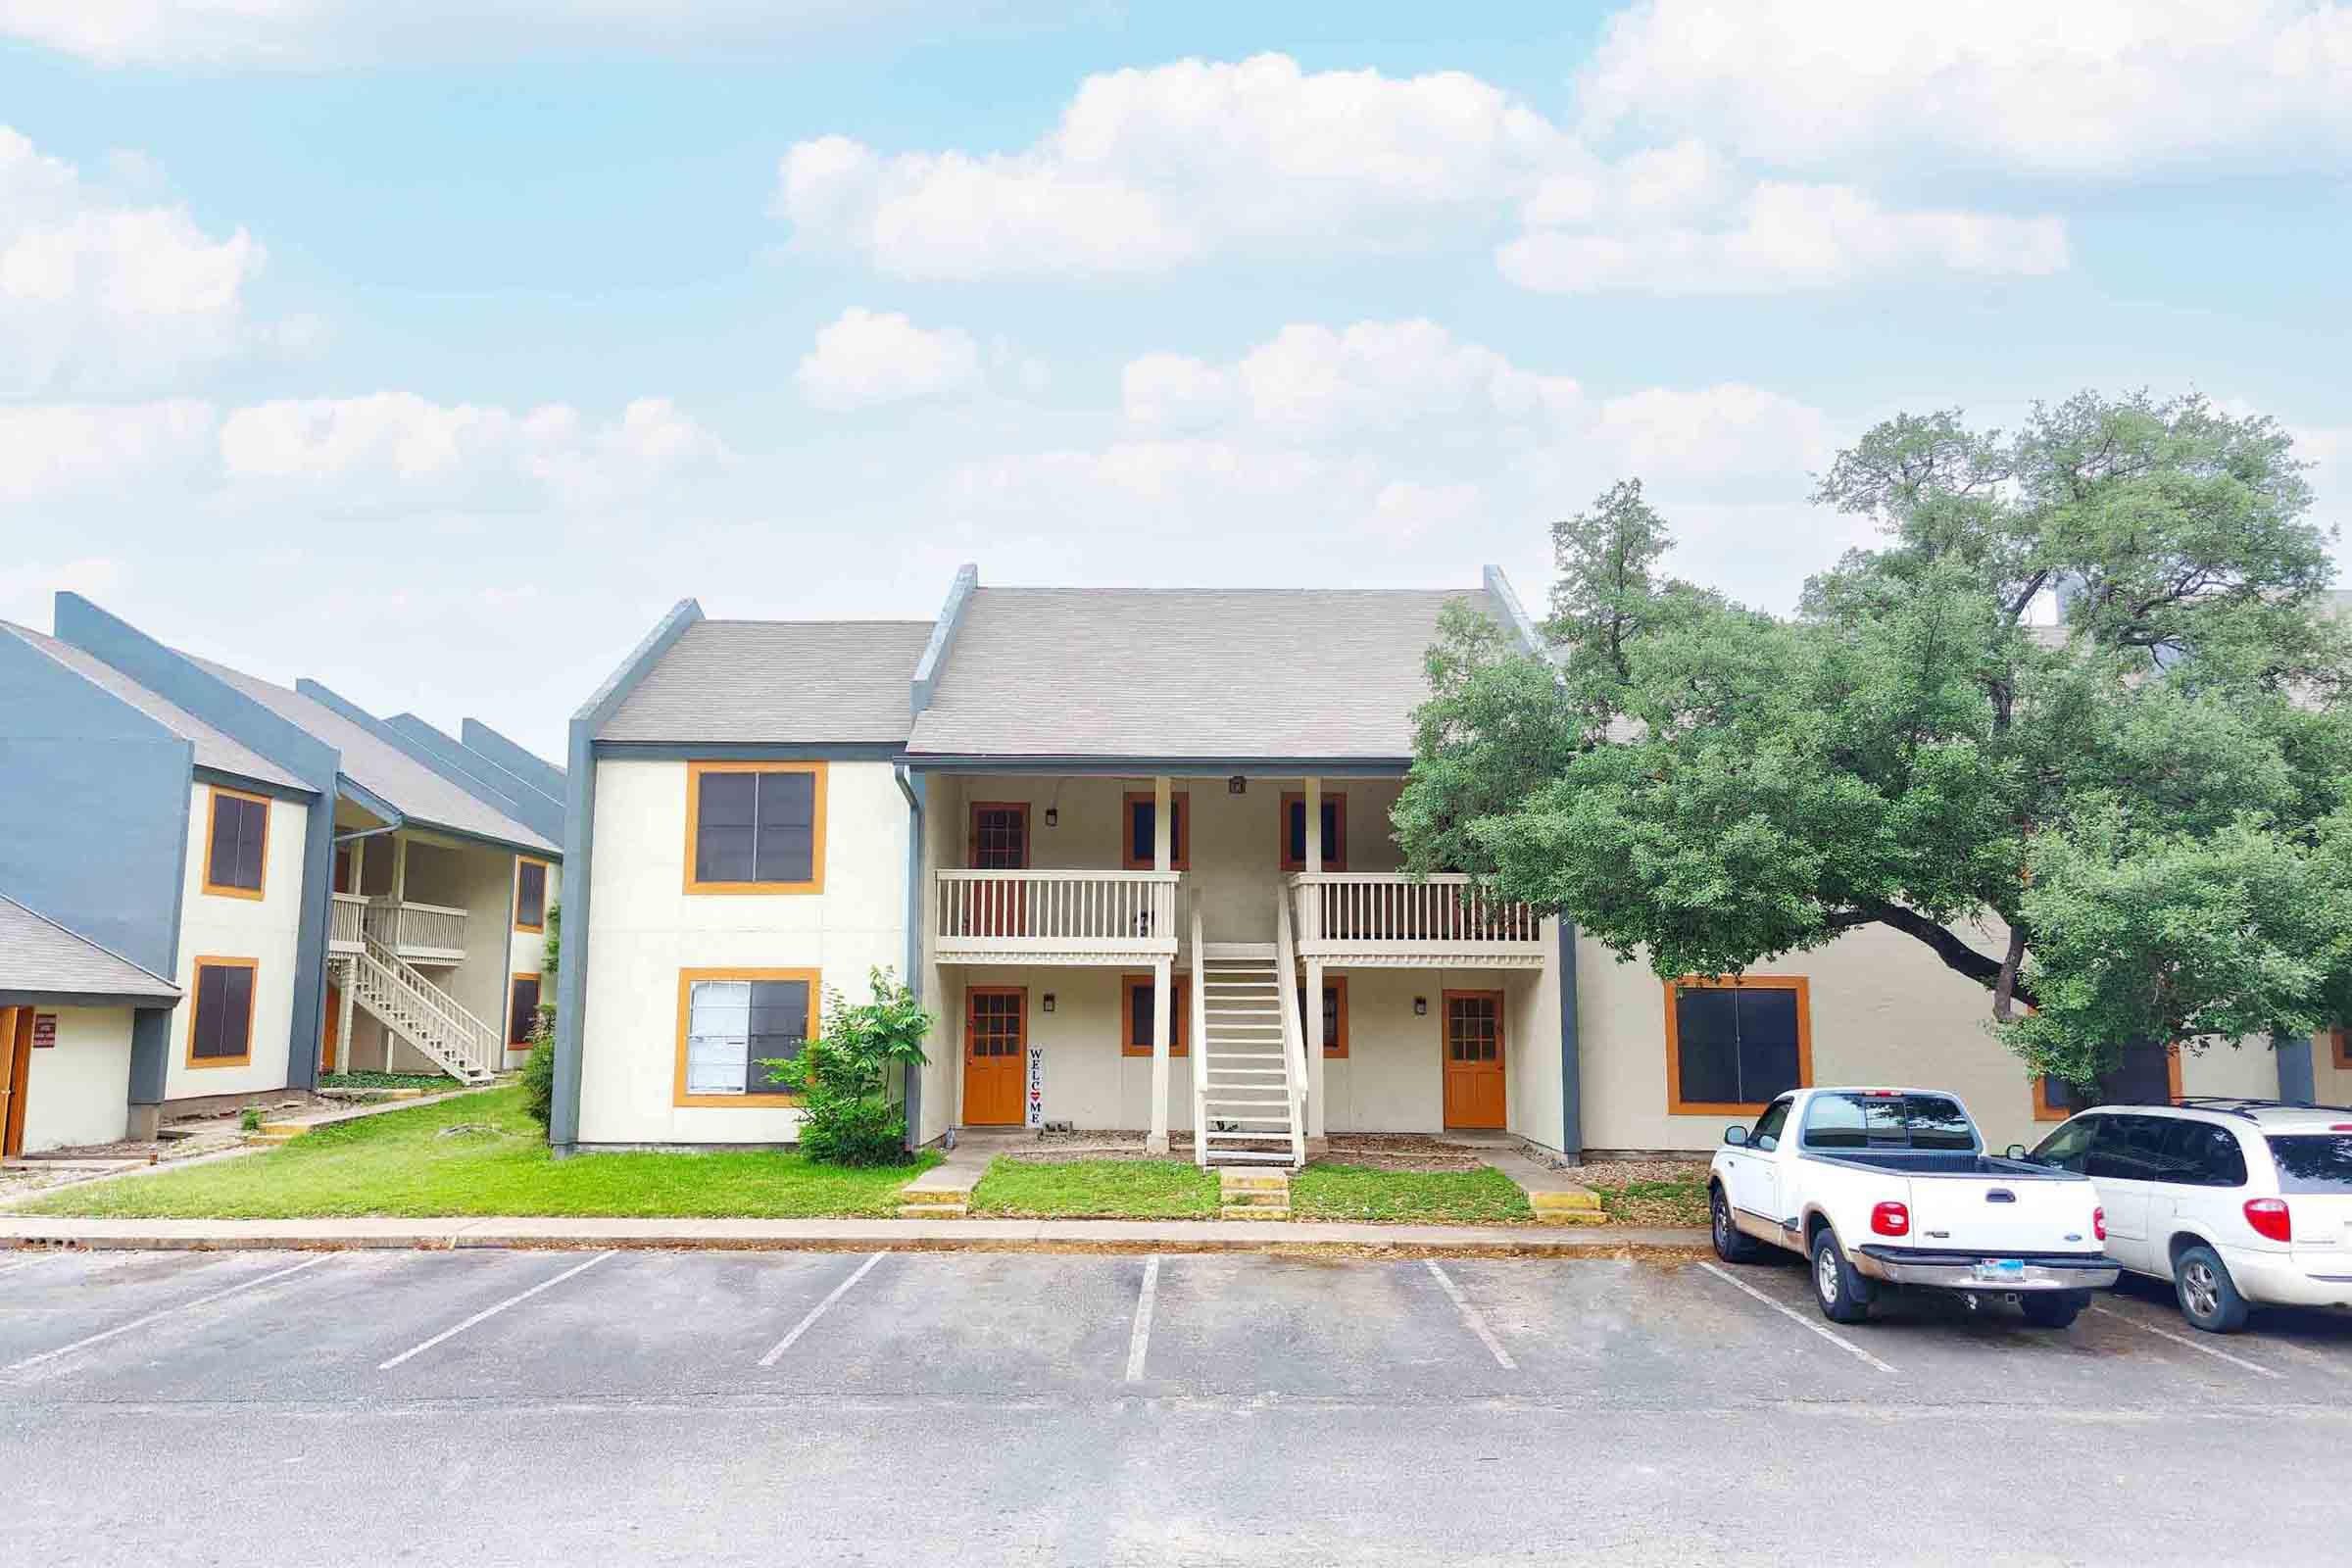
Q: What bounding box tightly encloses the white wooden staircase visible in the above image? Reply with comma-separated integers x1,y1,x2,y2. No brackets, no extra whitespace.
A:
1189,903,1308,1168
342,935,502,1084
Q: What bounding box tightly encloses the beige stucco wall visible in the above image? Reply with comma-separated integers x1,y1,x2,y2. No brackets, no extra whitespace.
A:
168,782,308,1101
504,858,560,1065
20,1005,135,1152
577,758,907,1145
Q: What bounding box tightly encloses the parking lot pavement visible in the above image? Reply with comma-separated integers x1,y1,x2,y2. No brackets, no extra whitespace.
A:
4,1247,2348,1565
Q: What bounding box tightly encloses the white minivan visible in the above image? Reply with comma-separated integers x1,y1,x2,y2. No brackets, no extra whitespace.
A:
2020,1099,2352,1333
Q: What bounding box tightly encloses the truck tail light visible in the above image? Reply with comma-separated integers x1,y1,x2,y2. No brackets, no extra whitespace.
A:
2244,1198,2292,1244
2093,1207,2105,1242
1871,1200,1909,1237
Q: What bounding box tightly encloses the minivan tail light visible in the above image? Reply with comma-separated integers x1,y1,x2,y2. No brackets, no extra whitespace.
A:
2244,1198,2292,1244
2093,1207,2106,1242
1871,1200,1910,1237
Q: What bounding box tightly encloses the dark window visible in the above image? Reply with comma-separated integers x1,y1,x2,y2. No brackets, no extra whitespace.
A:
1123,975,1189,1055
2030,1115,2102,1173
1748,1097,1792,1151
514,860,548,928
1799,1093,1978,1152
1125,794,1188,869
2043,1041,2173,1112
206,792,268,893
2268,1135,2352,1195
683,977,810,1095
1281,796,1345,870
1673,984,1802,1107
694,769,816,885
509,975,542,1047
190,962,255,1061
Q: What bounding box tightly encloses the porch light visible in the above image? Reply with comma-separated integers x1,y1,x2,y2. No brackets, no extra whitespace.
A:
1042,993,1056,1013
1044,808,1058,827
1228,775,1246,794
1413,996,1428,1016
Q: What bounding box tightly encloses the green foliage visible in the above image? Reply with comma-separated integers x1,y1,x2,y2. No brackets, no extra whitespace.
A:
761,968,932,1165
319,1071,458,1091
1398,391,2352,1088
238,1107,263,1133
968,1157,1218,1218
539,900,560,979
519,1033,556,1129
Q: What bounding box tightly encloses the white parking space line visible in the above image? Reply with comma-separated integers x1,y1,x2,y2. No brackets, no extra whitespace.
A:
1696,1262,1896,1376
6,1253,335,1373
2088,1305,2283,1380
1125,1254,1160,1383
1423,1260,1516,1371
0,1254,43,1276
758,1250,886,1368
378,1250,615,1371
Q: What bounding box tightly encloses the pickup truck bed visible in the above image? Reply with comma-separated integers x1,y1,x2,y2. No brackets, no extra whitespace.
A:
1807,1152,2056,1178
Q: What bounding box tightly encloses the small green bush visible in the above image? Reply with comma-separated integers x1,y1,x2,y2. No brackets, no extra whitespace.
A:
520,1033,557,1129
762,968,932,1166
238,1107,263,1133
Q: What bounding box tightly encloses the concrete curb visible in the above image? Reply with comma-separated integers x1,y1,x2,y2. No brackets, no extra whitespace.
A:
0,1215,1713,1260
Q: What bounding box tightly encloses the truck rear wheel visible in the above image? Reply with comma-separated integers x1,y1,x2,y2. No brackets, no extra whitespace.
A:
1710,1185,1763,1263
2019,1289,2089,1329
1811,1228,1873,1325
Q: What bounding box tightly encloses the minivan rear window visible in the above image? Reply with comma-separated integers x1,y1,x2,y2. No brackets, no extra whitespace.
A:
2267,1135,2352,1195
1801,1093,1978,1152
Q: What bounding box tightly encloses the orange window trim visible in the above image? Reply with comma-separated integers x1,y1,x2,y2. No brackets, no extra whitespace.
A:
2331,1027,2352,1071
1278,790,1348,872
671,966,818,1107
1121,790,1191,870
1303,971,1348,1056
184,956,259,1069
201,785,270,901
514,857,550,931
2034,1044,2185,1121
1120,972,1190,1055
508,971,543,1049
1662,974,1813,1116
681,760,828,895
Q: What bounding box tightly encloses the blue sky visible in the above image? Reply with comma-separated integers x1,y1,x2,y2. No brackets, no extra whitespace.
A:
3,2,2347,757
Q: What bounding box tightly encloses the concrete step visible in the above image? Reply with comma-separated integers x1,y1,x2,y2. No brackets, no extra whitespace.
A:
897,1202,969,1220
1218,1170,1290,1193
1529,1188,1603,1213
1219,1203,1291,1221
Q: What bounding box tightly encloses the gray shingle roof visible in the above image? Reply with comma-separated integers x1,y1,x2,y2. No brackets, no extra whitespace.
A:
1,622,309,793
0,892,180,1001
192,659,559,854
597,620,934,744
906,587,1490,760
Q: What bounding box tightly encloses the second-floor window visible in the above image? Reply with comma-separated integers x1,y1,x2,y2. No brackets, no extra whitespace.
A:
686,762,824,892
1279,792,1346,871
514,858,549,930
1123,791,1190,869
204,787,270,898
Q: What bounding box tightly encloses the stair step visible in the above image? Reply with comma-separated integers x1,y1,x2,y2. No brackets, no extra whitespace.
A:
1201,1131,1294,1143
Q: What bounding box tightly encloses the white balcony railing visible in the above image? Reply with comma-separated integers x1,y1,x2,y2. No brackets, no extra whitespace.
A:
329,892,368,952
935,869,1180,962
1290,872,1545,963
361,898,468,962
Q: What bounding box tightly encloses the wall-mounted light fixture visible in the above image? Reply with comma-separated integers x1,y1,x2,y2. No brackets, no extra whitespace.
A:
1412,996,1428,1016
1044,807,1058,828
1228,775,1247,795
1041,993,1056,1013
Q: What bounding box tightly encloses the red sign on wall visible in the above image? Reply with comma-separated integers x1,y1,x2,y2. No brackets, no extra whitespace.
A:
31,1012,57,1048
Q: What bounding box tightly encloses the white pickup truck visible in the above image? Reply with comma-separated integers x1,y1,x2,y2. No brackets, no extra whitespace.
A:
1709,1086,2120,1327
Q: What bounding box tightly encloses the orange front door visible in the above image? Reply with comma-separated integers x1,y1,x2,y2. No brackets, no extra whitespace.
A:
962,987,1026,1126
1442,991,1506,1129
0,1006,25,1157
320,982,342,1073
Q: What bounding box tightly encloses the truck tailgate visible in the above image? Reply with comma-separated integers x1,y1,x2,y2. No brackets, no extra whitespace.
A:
1906,1173,2098,1254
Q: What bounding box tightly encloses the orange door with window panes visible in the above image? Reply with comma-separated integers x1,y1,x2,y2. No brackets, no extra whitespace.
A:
968,803,1030,937
962,987,1026,1126
320,982,341,1073
1442,990,1505,1129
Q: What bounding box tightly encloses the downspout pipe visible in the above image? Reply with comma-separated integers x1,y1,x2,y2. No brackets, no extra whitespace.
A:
895,761,924,1152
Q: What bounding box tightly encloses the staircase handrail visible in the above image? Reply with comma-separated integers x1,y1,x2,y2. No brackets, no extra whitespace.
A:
1272,889,1308,1113
359,933,501,1074
1189,907,1208,1166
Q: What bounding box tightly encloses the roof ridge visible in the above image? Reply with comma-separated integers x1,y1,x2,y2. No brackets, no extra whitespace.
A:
694,617,936,627
0,888,180,990
976,585,1482,596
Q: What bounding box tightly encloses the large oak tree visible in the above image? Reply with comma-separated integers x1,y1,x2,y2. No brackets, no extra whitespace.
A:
1397,392,2352,1088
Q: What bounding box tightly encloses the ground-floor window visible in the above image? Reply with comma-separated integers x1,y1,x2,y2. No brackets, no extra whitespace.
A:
1664,975,1810,1114
508,973,542,1047
2033,1041,2180,1121
187,957,258,1068
1297,973,1348,1055
2329,1028,2352,1071
674,968,816,1105
1121,972,1190,1055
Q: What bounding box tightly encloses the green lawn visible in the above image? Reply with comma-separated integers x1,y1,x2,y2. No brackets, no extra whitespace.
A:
1587,1173,1709,1228
318,1071,460,1092
967,1157,1220,1219
1290,1163,1533,1224
21,1087,936,1219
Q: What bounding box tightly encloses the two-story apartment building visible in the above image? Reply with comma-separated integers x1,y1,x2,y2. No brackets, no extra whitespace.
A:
550,566,2320,1164
0,593,563,1152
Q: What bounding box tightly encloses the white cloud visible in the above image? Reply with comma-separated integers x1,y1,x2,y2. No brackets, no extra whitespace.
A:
0,125,265,395
795,308,982,411
0,400,218,502
776,53,2069,296
1578,0,2352,177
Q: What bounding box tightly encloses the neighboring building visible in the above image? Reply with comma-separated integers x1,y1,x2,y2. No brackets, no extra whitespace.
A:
0,893,181,1155
551,566,2328,1162
0,593,563,1148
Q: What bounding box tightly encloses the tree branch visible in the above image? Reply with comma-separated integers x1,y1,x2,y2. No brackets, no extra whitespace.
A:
1991,925,2030,1022
1864,901,2039,1011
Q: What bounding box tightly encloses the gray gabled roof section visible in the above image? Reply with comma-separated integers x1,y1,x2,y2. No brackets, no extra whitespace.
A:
194,660,558,855
462,718,565,803
596,619,935,744
0,890,181,1002
905,585,1498,761
0,621,308,793
290,685,563,846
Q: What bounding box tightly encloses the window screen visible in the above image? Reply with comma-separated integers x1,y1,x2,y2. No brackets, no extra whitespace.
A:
509,975,542,1047
1674,984,1801,1106
207,793,268,893
191,962,255,1060
514,860,548,927
695,769,816,885
684,978,809,1095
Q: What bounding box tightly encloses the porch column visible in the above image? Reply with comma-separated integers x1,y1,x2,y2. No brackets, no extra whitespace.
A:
1305,957,1328,1140
390,835,409,901
1302,776,1321,871
1148,774,1174,1153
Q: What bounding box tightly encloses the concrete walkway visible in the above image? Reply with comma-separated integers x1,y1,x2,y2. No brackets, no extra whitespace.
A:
0,1213,1710,1257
